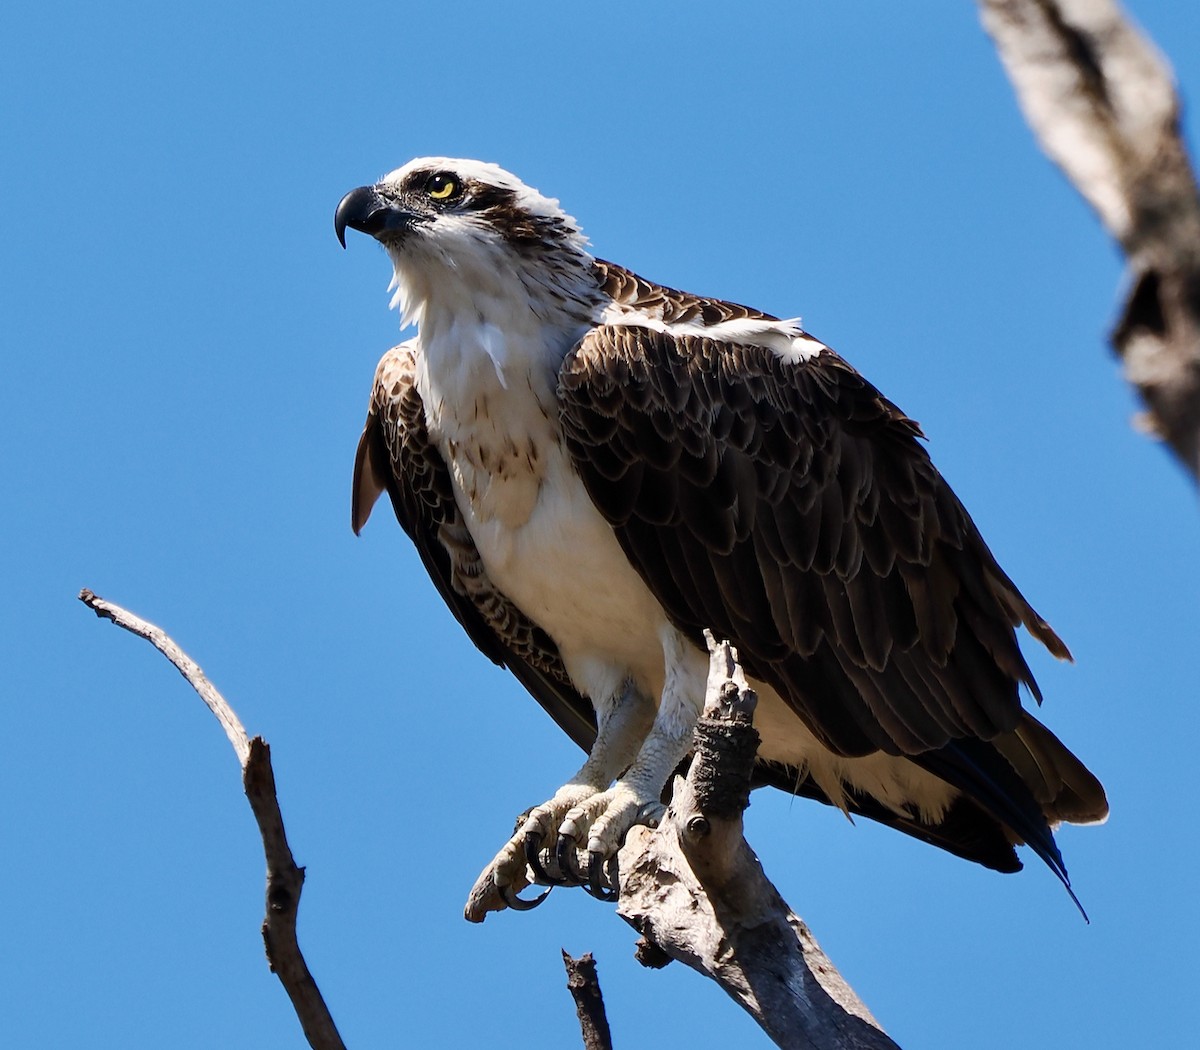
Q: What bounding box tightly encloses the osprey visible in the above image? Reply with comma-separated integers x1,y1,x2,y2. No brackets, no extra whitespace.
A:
335,158,1107,916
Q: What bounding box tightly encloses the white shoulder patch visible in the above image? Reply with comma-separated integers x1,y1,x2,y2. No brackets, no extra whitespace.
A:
599,303,828,364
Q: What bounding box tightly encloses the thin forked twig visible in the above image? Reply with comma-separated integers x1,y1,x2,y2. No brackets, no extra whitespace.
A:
78,588,346,1050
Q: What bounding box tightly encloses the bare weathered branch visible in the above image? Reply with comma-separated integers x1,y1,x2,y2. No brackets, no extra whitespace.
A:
980,0,1200,479
80,588,251,764
562,951,614,1050
459,633,893,1046
78,589,346,1050
244,739,346,1050
615,636,900,1050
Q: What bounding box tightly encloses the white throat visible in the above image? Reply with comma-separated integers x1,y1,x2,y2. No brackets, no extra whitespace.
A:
390,228,599,386
387,247,600,551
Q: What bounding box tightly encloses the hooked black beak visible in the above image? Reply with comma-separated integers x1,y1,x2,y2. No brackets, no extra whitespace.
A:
334,185,415,248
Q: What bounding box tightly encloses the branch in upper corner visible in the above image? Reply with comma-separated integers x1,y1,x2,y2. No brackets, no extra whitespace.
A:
78,588,347,1050
615,635,901,1050
562,951,614,1050
979,0,1200,480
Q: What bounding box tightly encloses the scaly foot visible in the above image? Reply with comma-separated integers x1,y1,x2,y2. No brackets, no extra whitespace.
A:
464,781,667,918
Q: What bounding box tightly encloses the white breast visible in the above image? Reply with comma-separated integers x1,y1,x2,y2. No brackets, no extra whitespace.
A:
475,437,673,704
417,318,673,706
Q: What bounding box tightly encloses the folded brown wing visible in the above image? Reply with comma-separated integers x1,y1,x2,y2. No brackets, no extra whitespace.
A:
558,323,1106,875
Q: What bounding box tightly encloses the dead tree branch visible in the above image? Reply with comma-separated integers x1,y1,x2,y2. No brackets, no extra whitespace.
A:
459,634,895,1046
980,0,1200,480
614,634,900,1050
561,951,614,1050
78,588,346,1050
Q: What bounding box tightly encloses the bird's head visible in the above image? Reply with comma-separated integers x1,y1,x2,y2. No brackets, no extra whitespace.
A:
335,158,598,332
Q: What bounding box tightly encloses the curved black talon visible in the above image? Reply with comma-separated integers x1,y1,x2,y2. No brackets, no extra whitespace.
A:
499,882,552,911
586,850,619,902
525,830,568,886
555,832,586,885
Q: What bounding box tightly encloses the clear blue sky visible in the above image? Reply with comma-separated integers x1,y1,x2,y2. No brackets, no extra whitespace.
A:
4,2,1198,1047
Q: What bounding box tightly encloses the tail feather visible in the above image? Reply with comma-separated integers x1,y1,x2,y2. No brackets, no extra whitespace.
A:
916,735,1096,919
1002,715,1109,826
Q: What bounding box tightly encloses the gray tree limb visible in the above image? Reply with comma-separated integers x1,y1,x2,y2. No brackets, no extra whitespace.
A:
78,588,347,1050
463,634,897,1047
980,0,1200,481
614,635,900,1050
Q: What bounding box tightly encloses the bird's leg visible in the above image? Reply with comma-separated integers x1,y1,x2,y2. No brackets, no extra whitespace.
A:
471,680,654,910
557,627,708,897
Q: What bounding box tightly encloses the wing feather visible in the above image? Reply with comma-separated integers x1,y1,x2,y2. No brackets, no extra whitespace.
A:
558,320,1107,866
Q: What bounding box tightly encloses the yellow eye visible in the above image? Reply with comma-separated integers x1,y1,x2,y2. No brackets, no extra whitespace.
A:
425,173,459,201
